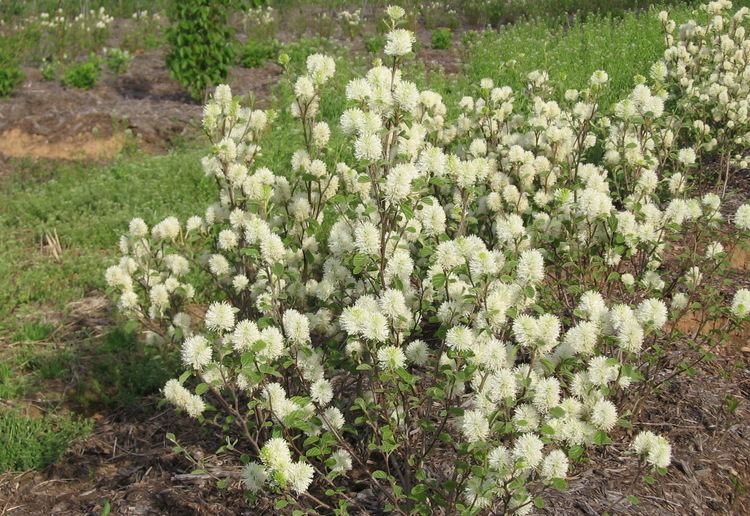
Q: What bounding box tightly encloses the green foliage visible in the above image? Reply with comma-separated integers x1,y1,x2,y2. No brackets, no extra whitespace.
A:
430,27,453,50
461,0,724,27
463,8,669,106
62,57,101,89
238,38,279,68
40,60,57,81
364,34,386,54
282,37,335,68
0,410,92,471
0,151,211,318
0,64,23,97
0,361,29,399
165,0,235,101
13,322,54,342
72,326,179,410
103,47,134,75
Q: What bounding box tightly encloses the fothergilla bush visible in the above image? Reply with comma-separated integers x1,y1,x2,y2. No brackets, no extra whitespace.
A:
106,4,750,513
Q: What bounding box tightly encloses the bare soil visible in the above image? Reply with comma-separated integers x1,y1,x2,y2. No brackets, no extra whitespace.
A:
0,49,282,163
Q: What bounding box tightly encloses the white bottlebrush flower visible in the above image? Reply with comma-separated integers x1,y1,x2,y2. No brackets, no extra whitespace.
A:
204,302,236,332
446,325,474,352
385,28,415,56
564,321,599,355
405,339,430,365
233,274,249,292
635,298,668,330
384,163,418,203
181,335,212,369
218,229,238,250
310,378,334,406
541,449,569,480
231,320,261,352
242,462,267,493
731,289,750,318
260,437,293,472
517,249,545,284
149,284,170,310
283,309,311,345
354,133,382,161
285,461,315,493
306,54,336,85
354,222,380,255
735,204,750,230
462,409,490,443
151,216,180,240
671,292,689,312
632,431,671,468
677,147,697,165
128,217,148,238
312,121,331,147
532,377,561,413
386,5,405,20
183,393,206,418
590,399,618,431
488,445,511,472
377,345,406,370
705,241,724,259
513,404,540,433
513,433,544,469
590,70,609,86
322,406,345,432
208,254,230,276
329,450,353,473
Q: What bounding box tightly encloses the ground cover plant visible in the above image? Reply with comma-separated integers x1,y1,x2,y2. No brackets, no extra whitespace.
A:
102,3,750,513
0,1,749,514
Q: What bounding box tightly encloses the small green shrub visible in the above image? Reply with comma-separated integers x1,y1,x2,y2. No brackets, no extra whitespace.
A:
103,47,134,75
165,0,235,102
0,64,23,97
431,27,453,49
40,60,57,81
238,38,279,68
0,410,92,471
62,57,101,90
364,34,386,54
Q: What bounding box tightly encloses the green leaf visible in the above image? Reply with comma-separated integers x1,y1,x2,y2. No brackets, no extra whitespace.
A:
195,383,209,395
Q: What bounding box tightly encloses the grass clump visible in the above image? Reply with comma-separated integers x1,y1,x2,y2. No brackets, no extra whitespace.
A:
430,27,453,49
0,410,92,471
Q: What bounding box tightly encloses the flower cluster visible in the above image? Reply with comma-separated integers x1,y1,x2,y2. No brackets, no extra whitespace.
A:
107,4,749,513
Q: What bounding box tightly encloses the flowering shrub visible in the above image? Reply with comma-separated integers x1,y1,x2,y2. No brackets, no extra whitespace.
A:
107,4,750,513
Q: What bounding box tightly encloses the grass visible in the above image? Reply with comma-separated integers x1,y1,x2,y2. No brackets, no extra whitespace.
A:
461,5,707,107
0,151,211,319
0,410,92,471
